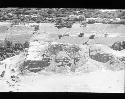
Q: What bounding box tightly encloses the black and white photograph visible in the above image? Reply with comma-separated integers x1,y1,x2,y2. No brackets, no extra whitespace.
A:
0,8,124,93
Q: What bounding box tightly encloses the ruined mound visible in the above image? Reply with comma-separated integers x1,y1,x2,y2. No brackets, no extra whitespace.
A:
111,40,125,51
89,44,125,71
0,40,125,86
13,42,125,75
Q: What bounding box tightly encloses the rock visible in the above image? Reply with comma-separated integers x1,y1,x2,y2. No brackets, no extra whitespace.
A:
105,57,125,71
0,71,5,77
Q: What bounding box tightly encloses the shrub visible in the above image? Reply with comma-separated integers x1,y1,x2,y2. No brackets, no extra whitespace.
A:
87,19,96,24
14,43,24,51
58,35,63,39
78,33,84,37
23,41,29,48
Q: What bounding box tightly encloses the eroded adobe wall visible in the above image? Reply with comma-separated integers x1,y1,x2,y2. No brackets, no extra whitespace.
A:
0,38,125,87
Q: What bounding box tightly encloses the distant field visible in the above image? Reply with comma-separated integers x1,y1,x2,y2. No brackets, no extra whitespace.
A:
33,23,125,46
93,37,125,46
84,23,125,35
54,36,125,46
0,23,34,43
0,22,125,45
6,34,33,44
38,23,125,36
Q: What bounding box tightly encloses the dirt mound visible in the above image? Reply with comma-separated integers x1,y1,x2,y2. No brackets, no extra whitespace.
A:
89,44,125,71
20,42,90,74
111,40,125,51
0,41,124,90
21,59,51,73
0,42,124,82
89,44,113,63
17,43,125,75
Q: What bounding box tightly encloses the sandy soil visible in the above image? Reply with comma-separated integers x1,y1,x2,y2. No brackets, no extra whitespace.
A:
37,23,125,35
0,69,124,92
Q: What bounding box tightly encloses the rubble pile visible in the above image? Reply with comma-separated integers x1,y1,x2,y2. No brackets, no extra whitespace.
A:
20,41,91,74
0,33,125,88
0,40,125,77
89,44,125,71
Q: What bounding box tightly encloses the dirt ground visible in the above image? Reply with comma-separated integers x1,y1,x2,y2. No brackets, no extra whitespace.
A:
0,22,124,92
0,69,124,92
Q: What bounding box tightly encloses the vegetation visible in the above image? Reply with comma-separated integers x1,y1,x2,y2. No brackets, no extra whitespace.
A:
1,8,125,25
0,39,30,61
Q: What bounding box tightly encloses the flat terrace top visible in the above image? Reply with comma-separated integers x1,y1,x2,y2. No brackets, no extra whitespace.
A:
29,32,125,46
50,34,125,46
